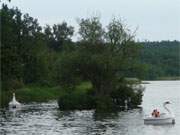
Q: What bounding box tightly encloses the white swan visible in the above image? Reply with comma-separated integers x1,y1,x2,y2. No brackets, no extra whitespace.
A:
144,101,175,125
9,93,21,109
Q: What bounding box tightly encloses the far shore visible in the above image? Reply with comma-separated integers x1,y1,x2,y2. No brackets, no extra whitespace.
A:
142,77,180,84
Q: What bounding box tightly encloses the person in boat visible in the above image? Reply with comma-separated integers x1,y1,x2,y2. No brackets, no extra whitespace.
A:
152,109,160,117
152,109,156,117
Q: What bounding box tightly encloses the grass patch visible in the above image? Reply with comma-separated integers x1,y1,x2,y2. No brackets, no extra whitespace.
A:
0,85,63,107
16,86,63,102
0,82,93,108
58,81,95,110
75,82,92,92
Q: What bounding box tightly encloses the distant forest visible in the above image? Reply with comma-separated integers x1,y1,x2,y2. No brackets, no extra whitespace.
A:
140,41,180,80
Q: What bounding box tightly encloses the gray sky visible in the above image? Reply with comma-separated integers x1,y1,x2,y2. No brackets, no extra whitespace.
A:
4,0,180,41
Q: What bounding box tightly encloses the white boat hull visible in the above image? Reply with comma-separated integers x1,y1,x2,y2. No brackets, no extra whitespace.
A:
144,101,175,125
144,117,175,125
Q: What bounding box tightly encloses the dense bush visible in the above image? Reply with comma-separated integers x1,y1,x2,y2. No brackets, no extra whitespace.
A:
111,84,143,108
58,91,95,110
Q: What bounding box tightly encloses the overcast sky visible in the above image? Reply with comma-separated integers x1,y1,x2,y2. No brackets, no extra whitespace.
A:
3,0,180,41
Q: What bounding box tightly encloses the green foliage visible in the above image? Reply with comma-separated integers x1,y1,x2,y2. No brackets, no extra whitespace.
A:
0,86,63,107
58,82,95,110
78,17,105,43
140,41,180,80
44,22,74,51
58,91,95,110
111,83,143,107
1,4,24,90
1,5,151,111
1,4,61,90
106,18,133,47
57,17,144,110
17,86,62,102
95,96,115,112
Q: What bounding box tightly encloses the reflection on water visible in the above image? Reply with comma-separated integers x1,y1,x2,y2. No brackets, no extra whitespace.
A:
0,81,180,135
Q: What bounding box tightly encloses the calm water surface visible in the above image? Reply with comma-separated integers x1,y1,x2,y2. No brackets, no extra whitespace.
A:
0,81,180,135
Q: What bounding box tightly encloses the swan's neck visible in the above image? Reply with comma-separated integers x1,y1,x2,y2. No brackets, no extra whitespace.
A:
12,93,16,102
163,104,171,114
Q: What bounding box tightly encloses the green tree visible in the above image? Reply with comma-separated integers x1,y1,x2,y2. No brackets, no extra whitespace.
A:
78,17,105,44
1,4,52,89
57,17,144,110
51,22,74,50
1,4,24,90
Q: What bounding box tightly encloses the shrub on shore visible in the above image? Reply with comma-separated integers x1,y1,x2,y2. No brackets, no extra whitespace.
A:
58,81,144,111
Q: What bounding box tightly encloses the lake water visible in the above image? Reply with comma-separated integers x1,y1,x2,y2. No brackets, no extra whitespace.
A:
0,81,180,135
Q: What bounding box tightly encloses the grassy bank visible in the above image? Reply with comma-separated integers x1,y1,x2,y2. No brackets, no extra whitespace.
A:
1,81,143,111
58,82,94,110
0,82,92,108
0,85,64,108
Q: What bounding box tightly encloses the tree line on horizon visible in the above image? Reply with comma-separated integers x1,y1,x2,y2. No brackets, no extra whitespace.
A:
139,40,180,80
